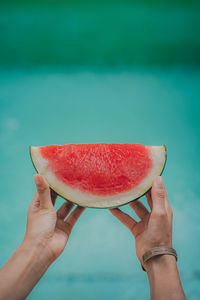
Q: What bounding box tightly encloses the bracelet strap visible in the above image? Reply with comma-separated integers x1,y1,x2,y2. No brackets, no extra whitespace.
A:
141,246,178,271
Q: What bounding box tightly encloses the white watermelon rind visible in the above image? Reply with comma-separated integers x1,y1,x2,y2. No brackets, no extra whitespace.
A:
29,145,167,209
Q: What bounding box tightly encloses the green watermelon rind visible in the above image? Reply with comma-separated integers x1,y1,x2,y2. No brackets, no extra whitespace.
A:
29,145,167,209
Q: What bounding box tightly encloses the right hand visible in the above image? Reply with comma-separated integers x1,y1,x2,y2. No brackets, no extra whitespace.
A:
110,176,173,269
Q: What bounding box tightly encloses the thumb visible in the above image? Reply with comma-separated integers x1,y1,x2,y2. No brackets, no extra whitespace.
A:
34,174,53,209
151,176,166,214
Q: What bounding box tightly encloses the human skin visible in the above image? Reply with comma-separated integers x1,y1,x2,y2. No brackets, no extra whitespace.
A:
0,175,186,300
0,174,85,300
110,176,186,300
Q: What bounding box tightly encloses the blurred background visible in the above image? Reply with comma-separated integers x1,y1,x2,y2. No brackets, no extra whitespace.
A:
0,0,200,299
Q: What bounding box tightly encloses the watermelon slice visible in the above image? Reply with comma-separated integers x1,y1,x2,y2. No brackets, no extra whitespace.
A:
30,144,166,208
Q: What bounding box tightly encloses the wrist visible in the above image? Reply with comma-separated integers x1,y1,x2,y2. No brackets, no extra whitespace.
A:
145,254,186,300
144,254,177,274
20,238,54,269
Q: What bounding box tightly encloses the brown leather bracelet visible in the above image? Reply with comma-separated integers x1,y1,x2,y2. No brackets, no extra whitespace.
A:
141,246,178,271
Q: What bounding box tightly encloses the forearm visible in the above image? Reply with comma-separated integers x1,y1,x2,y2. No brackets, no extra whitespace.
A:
145,255,186,300
0,240,52,300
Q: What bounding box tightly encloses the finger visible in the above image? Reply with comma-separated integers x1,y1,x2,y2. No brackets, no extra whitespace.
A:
28,193,40,212
57,201,74,219
109,208,137,233
162,187,173,218
64,206,85,233
145,190,152,210
50,188,58,206
34,174,52,209
129,200,149,219
151,176,166,214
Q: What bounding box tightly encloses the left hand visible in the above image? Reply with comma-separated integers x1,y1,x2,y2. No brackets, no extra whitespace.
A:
24,174,85,263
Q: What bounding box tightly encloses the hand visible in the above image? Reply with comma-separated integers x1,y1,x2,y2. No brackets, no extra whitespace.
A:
0,175,85,300
24,174,85,263
110,176,173,268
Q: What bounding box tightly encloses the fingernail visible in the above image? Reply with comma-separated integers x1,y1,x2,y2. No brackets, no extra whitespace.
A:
34,175,41,185
155,176,163,188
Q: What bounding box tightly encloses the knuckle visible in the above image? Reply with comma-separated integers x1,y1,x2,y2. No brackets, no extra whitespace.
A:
39,186,48,193
156,188,165,199
153,209,167,218
65,221,71,228
130,222,136,233
65,222,72,234
57,212,63,219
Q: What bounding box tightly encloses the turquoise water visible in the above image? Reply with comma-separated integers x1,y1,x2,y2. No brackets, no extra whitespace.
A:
0,67,200,299
1,1,200,67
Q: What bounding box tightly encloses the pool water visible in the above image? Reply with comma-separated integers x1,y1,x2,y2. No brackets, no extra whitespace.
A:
0,67,200,299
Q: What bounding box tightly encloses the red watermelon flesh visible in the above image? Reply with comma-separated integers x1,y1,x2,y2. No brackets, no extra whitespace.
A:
30,144,166,208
